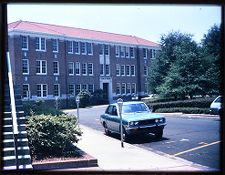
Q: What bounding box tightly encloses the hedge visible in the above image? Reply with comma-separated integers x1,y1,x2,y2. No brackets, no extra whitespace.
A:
155,107,210,114
26,114,82,160
146,97,215,112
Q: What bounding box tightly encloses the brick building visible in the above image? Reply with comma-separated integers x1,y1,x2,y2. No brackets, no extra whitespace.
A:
8,20,160,106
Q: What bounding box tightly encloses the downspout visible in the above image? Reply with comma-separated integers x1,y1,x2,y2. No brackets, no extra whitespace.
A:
136,46,141,100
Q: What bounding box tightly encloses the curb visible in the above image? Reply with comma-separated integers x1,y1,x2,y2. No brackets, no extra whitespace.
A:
156,113,220,120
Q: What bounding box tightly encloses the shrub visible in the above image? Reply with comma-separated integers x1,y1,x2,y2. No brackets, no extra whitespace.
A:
90,89,107,105
78,90,91,108
146,97,214,112
155,107,210,114
23,100,65,116
26,114,82,160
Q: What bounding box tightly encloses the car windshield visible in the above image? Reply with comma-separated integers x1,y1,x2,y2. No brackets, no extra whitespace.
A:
215,96,222,103
122,103,150,113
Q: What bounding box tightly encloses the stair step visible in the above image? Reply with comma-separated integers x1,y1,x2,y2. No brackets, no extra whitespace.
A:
3,164,33,170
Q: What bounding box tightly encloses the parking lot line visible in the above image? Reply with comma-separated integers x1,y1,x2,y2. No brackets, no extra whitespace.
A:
173,141,221,157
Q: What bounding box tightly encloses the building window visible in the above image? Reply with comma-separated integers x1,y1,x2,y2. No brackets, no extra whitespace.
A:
144,66,148,76
115,45,120,57
120,46,125,57
68,84,75,96
21,36,28,50
35,37,46,51
68,62,74,75
52,39,58,52
131,83,136,94
126,65,130,76
87,43,93,55
81,42,87,55
100,64,104,75
74,41,80,54
130,47,135,58
22,84,30,98
143,48,147,59
53,61,59,75
116,83,121,95
131,65,135,76
99,44,104,55
153,49,156,58
125,47,130,58
22,59,29,74
149,49,153,58
116,64,120,76
88,84,94,93
121,65,125,76
37,84,47,98
54,84,60,97
75,62,80,75
121,83,126,95
104,45,109,56
82,63,87,75
105,64,110,76
36,60,47,75
127,83,131,94
82,84,88,91
76,84,81,95
67,41,73,53
88,63,93,76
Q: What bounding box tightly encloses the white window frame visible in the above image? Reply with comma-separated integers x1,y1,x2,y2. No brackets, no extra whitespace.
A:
130,47,135,58
68,84,75,96
68,40,73,54
88,84,94,93
54,84,60,97
131,65,135,76
104,45,109,56
121,65,125,76
52,39,59,53
82,84,88,91
116,83,121,95
22,84,30,99
126,65,130,76
35,37,46,52
36,60,47,75
76,84,81,95
120,46,125,58
116,64,120,76
75,62,80,75
68,62,74,76
21,35,28,50
87,42,93,55
126,83,131,94
132,83,136,94
144,66,148,76
99,44,104,55
22,59,29,75
125,47,130,58
53,61,59,75
121,83,126,95
81,42,87,55
74,41,80,54
82,63,87,76
115,45,120,57
37,84,48,98
88,63,93,76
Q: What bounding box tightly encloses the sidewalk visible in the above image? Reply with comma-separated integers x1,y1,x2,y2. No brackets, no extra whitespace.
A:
76,125,218,172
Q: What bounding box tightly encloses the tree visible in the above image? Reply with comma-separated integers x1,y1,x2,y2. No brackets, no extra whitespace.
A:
198,25,221,96
149,31,201,99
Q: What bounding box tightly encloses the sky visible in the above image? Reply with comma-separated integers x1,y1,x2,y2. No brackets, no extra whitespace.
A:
7,4,221,44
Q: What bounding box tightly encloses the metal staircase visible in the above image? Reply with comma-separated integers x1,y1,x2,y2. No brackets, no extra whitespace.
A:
2,53,33,170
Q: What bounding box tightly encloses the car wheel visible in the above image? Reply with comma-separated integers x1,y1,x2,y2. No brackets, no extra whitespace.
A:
155,129,163,139
103,122,111,135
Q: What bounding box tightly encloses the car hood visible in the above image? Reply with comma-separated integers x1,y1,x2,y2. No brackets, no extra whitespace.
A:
122,112,164,122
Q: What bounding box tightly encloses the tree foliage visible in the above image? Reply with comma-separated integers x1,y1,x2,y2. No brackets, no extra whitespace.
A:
149,25,221,99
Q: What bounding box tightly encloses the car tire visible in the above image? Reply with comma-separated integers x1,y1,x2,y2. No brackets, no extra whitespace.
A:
103,122,111,136
155,129,163,139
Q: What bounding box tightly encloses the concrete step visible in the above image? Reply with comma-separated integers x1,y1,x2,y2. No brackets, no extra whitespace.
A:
3,164,33,170
3,146,31,157
3,124,26,132
3,138,29,148
3,155,32,168
3,131,28,140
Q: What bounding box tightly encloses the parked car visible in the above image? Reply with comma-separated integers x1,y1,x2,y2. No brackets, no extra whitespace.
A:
100,101,166,140
210,96,223,115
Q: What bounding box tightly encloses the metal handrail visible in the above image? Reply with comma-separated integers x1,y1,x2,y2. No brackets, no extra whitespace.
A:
6,51,19,169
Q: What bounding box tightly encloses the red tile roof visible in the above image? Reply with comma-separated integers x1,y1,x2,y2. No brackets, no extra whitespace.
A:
8,20,160,47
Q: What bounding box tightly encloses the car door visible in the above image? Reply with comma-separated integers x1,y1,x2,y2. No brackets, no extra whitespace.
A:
104,105,114,130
